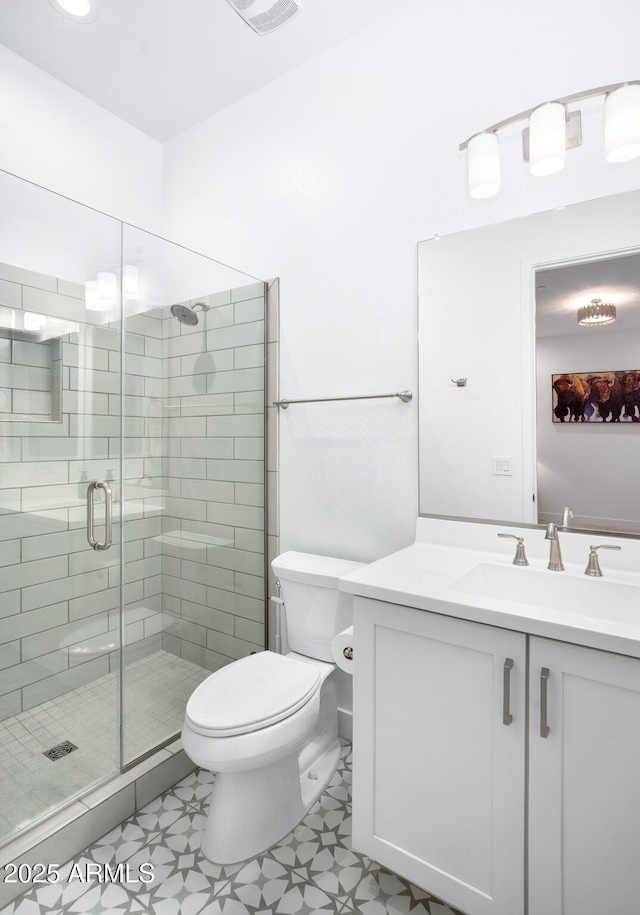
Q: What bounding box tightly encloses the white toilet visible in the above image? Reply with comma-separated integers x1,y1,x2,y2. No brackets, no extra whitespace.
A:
181,551,363,864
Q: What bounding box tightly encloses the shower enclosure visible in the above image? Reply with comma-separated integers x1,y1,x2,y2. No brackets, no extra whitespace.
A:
0,170,267,846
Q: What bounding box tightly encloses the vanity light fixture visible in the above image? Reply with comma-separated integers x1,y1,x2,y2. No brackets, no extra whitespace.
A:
577,298,617,327
461,80,640,198
467,132,501,198
605,84,640,162
47,0,100,23
528,102,567,176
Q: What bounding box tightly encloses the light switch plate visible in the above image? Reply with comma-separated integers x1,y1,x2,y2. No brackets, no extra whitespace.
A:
493,456,513,476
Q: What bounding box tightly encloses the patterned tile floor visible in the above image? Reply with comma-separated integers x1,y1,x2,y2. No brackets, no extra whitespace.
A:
0,741,464,915
0,652,209,845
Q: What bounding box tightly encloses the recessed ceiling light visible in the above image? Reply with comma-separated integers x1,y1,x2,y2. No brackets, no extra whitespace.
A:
47,0,100,23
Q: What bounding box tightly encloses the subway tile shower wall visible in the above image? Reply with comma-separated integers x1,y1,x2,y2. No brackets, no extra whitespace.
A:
0,264,266,721
0,263,164,720
160,283,266,669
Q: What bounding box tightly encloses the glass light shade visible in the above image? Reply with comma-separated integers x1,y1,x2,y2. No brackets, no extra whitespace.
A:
577,298,616,327
97,272,117,307
124,265,139,300
529,102,566,177
467,132,501,199
85,280,103,312
605,84,640,163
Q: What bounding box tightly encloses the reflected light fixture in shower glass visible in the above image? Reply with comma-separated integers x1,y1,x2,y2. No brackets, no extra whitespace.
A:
85,280,103,312
124,265,139,300
97,272,117,309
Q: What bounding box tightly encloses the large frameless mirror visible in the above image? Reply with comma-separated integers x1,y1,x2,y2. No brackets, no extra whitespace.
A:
418,189,640,536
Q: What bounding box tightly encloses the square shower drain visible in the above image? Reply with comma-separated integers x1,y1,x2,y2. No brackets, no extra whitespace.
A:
43,741,78,761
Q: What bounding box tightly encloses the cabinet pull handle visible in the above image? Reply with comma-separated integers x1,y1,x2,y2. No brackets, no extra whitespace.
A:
87,480,113,551
503,658,514,725
540,667,550,738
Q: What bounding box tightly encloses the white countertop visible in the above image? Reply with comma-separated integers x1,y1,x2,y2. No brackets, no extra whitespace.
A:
339,518,640,659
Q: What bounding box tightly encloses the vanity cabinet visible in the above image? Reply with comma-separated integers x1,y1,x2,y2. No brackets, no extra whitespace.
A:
353,597,640,915
352,597,527,915
528,636,640,915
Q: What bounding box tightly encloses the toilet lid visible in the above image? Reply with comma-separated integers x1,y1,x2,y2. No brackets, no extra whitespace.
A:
185,651,321,737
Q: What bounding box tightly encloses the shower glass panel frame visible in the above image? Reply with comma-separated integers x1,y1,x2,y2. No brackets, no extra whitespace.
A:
0,169,267,847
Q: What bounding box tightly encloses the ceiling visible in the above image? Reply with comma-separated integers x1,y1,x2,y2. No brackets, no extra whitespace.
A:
536,252,640,338
0,0,415,141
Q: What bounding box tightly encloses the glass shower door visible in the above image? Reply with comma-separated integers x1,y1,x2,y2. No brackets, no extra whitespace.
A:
120,225,267,764
0,172,122,843
0,168,269,845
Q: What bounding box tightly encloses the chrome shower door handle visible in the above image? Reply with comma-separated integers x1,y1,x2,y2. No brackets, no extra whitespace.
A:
87,480,113,551
503,658,514,725
540,667,550,738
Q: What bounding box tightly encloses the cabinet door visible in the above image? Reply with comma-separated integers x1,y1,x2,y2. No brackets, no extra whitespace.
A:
529,637,640,915
353,598,526,915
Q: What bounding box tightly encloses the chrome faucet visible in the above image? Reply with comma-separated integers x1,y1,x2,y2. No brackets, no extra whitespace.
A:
561,506,574,529
545,523,564,571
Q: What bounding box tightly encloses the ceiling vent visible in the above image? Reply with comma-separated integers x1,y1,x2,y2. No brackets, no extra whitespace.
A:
225,0,303,35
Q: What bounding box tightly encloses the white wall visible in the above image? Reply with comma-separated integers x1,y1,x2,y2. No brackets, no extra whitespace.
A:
0,45,163,231
537,332,640,531
163,0,640,564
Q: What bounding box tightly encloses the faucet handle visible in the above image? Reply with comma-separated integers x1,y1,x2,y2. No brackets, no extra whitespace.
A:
585,544,622,578
498,533,529,566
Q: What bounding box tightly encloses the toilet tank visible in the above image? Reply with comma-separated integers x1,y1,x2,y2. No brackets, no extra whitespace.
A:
272,552,365,662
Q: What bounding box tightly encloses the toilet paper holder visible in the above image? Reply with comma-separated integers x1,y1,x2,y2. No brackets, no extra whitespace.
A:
331,626,354,672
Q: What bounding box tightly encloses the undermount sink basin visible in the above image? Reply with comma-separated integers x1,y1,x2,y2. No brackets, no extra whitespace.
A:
450,563,640,623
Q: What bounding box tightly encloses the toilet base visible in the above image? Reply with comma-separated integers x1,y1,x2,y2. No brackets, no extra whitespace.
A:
200,739,340,865
199,674,341,865
299,736,340,812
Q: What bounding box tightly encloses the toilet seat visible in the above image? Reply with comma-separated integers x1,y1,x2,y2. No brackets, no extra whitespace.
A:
185,651,321,738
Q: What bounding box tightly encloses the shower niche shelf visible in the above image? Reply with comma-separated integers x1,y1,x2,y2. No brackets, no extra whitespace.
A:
0,328,63,423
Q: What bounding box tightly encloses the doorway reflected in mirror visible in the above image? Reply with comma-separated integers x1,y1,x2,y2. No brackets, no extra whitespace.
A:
536,251,640,533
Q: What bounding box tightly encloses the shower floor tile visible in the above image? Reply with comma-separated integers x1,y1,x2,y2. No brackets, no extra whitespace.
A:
0,742,465,915
0,651,209,846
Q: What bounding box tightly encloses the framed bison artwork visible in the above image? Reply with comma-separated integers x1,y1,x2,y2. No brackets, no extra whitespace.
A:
552,372,640,423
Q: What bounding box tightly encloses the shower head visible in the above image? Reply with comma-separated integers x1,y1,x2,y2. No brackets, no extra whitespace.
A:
171,304,198,325
170,302,210,326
